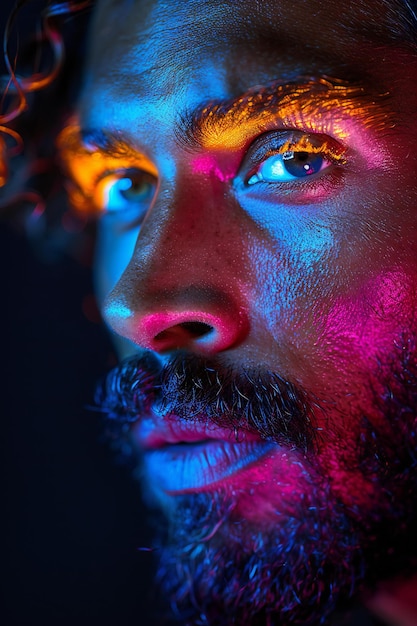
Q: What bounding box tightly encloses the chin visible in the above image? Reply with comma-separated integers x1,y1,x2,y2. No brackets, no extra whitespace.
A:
140,436,417,626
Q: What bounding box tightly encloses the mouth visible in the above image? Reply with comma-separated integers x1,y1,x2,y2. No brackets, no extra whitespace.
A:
132,413,277,494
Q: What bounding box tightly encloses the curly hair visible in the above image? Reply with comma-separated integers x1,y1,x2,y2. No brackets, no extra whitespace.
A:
1,1,92,123
0,0,93,251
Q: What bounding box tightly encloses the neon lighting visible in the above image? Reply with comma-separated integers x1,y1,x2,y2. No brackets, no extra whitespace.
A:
191,154,234,182
104,300,132,321
57,77,391,218
57,123,158,216
194,78,391,155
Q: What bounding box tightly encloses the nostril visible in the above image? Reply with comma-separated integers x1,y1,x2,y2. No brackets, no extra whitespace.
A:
136,309,248,354
178,321,213,338
154,321,214,346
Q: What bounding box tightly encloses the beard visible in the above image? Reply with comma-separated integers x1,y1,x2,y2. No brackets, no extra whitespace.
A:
95,337,417,625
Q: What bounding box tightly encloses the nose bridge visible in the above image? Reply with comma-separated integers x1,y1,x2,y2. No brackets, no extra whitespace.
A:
146,175,226,285
103,168,250,354
138,168,240,293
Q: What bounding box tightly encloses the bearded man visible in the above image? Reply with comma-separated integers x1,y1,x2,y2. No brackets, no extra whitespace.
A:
3,0,417,624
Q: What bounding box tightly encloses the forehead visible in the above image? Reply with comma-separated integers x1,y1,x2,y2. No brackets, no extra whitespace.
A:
79,0,416,137
87,0,413,70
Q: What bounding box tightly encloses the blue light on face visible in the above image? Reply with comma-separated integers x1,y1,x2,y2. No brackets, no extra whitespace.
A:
108,177,134,209
104,299,132,320
102,171,156,214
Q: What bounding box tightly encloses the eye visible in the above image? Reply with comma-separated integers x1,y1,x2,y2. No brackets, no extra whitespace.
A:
243,130,346,188
94,168,157,215
247,151,330,185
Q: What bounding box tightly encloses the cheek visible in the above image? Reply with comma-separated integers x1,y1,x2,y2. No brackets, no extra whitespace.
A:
243,209,335,325
247,228,417,425
319,270,416,374
93,220,139,306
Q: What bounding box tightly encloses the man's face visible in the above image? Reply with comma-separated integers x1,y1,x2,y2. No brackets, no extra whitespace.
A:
65,0,417,622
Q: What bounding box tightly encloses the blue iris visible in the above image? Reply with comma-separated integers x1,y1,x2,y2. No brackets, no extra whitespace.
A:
248,151,325,185
258,152,324,183
282,151,324,177
103,172,156,213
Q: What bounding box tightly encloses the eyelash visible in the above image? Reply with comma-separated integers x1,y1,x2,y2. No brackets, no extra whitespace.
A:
238,130,347,200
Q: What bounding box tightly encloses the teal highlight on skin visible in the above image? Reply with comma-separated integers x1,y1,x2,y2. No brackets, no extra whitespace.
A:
104,300,132,320
240,195,334,267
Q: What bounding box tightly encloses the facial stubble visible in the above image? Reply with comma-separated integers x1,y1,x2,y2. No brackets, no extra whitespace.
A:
96,338,417,625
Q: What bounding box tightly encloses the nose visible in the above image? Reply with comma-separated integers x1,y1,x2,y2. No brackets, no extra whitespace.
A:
136,308,246,353
104,275,248,356
102,180,249,356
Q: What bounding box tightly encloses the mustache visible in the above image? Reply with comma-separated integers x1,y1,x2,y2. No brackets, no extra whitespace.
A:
95,351,319,453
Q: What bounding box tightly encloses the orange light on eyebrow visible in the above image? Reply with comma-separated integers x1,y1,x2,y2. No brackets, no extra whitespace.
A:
198,80,392,151
57,124,157,216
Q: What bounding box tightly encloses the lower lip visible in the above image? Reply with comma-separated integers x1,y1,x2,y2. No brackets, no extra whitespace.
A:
142,439,276,494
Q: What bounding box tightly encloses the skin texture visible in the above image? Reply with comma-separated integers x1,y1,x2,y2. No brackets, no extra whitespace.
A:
60,0,417,623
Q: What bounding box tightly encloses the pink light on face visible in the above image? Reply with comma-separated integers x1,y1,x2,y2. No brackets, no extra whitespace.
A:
134,309,247,354
331,117,391,170
322,269,409,363
232,448,315,526
191,153,236,182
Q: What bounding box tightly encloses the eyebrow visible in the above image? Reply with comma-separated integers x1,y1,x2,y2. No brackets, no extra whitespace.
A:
76,76,392,157
177,76,392,151
79,127,140,158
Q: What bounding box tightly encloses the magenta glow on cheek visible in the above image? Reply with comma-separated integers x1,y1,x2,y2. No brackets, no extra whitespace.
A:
321,270,411,364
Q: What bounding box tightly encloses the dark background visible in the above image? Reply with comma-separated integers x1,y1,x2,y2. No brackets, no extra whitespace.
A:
1,2,156,624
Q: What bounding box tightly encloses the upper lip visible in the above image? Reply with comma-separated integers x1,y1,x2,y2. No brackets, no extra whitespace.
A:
132,411,263,450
